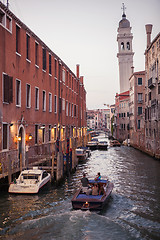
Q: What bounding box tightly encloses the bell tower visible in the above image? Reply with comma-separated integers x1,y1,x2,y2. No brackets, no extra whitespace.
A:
117,3,134,93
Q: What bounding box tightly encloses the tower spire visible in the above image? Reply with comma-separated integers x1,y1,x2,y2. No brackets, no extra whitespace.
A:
121,3,126,18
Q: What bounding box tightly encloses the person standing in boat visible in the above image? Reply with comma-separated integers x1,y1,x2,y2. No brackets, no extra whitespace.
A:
81,173,89,193
95,172,101,181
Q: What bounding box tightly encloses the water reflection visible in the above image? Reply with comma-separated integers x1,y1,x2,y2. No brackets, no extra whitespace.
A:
0,140,160,239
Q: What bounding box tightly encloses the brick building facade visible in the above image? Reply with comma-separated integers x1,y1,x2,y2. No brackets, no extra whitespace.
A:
144,25,160,158
129,71,146,149
0,2,86,178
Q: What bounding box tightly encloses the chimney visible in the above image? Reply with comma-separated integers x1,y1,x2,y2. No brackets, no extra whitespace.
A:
145,24,153,48
80,76,83,85
76,64,80,78
131,66,134,74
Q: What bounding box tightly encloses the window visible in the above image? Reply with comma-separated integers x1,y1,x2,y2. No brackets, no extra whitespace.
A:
26,34,30,60
138,78,142,85
158,84,160,94
66,101,68,116
121,42,124,50
138,93,143,102
127,112,129,117
62,98,65,111
26,84,31,108
42,127,45,143
69,103,71,116
74,104,76,117
138,107,142,115
16,79,21,106
6,15,12,32
16,24,20,54
0,9,5,26
42,91,46,111
49,125,51,142
49,54,52,75
2,123,8,150
49,93,52,112
127,42,130,50
137,120,140,129
62,69,65,82
149,92,151,101
35,87,39,110
35,41,39,66
35,124,38,144
42,48,46,71
55,59,57,78
59,97,62,114
3,74,13,103
72,104,73,117
54,95,57,113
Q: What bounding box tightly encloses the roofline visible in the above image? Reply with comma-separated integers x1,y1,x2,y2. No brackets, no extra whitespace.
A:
0,1,78,79
145,32,160,54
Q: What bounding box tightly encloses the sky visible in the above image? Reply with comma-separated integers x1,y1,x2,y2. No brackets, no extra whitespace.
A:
4,0,160,109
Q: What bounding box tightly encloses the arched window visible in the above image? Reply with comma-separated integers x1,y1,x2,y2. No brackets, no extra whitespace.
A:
127,42,130,50
121,42,124,50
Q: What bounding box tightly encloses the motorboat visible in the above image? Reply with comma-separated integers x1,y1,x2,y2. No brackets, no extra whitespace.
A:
110,140,121,147
98,140,108,150
8,167,51,194
71,178,114,210
86,141,98,150
76,148,87,162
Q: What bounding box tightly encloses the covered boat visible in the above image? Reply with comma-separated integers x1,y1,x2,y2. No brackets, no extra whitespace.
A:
8,167,51,194
71,178,114,210
98,140,108,150
110,140,121,147
76,148,87,162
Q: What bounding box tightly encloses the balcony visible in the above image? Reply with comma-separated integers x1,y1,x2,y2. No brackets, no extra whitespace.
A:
148,77,156,89
151,99,156,106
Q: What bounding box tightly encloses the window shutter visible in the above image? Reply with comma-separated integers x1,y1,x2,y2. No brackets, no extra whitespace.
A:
9,76,13,103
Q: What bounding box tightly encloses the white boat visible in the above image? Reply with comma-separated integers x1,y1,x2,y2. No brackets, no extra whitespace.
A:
76,148,87,161
98,140,108,150
86,141,98,150
8,167,51,194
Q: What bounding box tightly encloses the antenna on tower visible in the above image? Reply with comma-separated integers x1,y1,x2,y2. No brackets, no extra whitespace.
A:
121,3,126,17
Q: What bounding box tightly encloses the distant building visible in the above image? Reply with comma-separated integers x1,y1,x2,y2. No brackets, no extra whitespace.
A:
110,104,115,137
114,92,130,141
86,109,110,132
129,71,146,149
144,25,160,158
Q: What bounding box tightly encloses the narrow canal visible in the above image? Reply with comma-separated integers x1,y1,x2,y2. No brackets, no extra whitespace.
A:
0,137,160,240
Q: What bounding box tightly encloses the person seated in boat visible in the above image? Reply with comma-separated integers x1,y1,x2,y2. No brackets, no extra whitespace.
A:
99,185,106,195
92,183,99,196
81,173,89,193
95,172,101,181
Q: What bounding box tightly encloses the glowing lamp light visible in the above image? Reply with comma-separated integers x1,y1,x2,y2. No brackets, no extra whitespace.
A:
28,134,32,140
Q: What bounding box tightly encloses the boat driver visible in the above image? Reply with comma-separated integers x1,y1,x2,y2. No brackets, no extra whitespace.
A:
81,173,89,193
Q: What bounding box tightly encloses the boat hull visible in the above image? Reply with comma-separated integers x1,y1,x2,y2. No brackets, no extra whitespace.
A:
8,176,50,194
72,181,114,210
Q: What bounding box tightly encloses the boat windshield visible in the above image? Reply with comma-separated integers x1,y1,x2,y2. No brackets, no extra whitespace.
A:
22,174,40,180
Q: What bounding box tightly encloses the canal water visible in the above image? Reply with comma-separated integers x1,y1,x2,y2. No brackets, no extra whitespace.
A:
0,137,160,240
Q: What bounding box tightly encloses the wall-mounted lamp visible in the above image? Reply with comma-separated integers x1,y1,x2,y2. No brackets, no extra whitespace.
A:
40,125,45,129
17,136,21,141
28,134,32,140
